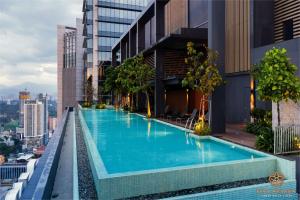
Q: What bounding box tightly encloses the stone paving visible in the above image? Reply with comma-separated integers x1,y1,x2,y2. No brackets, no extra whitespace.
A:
75,111,98,199
124,178,269,200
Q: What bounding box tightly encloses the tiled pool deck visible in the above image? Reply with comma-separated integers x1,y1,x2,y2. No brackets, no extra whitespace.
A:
78,109,298,200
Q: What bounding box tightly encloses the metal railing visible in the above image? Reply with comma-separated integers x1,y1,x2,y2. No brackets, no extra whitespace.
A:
274,125,300,155
0,164,26,180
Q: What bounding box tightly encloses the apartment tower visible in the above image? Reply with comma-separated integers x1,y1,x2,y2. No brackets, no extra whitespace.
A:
24,100,44,148
57,19,84,120
19,91,30,128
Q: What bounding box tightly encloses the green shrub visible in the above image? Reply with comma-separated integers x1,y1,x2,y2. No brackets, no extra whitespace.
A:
246,108,272,135
293,136,300,150
194,122,211,136
82,101,92,108
95,103,106,109
255,126,274,153
250,108,272,125
246,121,270,135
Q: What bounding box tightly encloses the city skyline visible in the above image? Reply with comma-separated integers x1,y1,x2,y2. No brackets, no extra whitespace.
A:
0,0,82,92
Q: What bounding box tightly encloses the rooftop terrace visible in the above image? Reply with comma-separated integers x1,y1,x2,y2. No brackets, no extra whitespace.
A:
4,107,299,199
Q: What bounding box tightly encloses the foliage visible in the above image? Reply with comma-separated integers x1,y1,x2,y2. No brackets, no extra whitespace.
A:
182,42,223,123
246,108,272,134
293,136,300,150
133,55,155,117
250,108,271,124
0,143,15,157
104,66,121,94
255,126,274,153
252,47,300,125
95,103,106,109
194,121,211,135
3,120,18,132
116,55,154,115
82,101,92,108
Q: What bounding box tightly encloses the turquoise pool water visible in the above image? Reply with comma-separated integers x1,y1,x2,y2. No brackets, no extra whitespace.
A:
81,109,265,174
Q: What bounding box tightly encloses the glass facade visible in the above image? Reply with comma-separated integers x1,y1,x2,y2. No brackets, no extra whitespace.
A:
98,37,118,47
98,22,129,33
63,31,76,68
98,8,140,20
100,0,149,6
96,0,147,63
83,0,149,84
87,25,93,35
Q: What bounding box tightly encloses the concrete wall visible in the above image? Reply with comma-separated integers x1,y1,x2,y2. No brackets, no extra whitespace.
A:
76,18,84,102
62,68,77,109
253,0,274,48
188,0,208,28
272,101,300,127
208,0,225,133
225,74,251,123
57,26,65,121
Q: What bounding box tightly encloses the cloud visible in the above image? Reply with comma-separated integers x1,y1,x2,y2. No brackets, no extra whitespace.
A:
0,0,82,92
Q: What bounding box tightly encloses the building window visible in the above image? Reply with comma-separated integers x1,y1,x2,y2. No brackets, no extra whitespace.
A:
283,19,293,41
98,37,117,47
87,39,93,48
87,53,93,63
99,52,111,61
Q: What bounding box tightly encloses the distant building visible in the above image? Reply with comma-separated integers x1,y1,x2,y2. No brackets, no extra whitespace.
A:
37,94,49,145
19,91,30,129
48,117,57,132
57,18,84,121
24,100,44,148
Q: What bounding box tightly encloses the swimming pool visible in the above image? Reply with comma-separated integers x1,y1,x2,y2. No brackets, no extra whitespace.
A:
81,109,265,174
78,108,292,199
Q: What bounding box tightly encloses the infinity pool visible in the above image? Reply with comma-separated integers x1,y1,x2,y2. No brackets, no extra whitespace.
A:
81,109,265,174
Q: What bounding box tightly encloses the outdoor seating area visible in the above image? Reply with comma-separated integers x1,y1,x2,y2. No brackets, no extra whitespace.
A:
159,105,199,129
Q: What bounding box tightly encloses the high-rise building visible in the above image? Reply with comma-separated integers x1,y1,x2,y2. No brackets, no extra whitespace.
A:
19,91,30,128
57,19,84,121
38,93,49,144
82,0,149,101
24,100,44,148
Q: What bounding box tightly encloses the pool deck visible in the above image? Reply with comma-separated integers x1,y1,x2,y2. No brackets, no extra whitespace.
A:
215,123,256,149
51,111,74,200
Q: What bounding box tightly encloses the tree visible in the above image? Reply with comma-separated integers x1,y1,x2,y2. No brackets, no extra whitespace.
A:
114,55,154,116
182,42,223,124
134,55,155,117
103,66,122,106
116,57,137,110
252,47,300,126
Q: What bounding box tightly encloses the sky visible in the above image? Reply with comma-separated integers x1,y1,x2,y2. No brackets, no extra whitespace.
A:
0,0,82,92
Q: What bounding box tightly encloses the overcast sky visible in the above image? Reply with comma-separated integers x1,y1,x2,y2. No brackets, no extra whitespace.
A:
0,0,82,91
